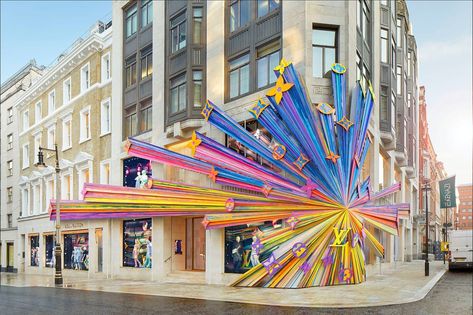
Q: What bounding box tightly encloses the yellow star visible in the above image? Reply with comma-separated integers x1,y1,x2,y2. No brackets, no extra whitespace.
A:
274,58,292,75
186,131,202,156
266,75,294,105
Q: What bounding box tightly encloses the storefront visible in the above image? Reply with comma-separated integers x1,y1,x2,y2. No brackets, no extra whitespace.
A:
44,234,55,268
123,218,152,268
29,235,39,267
63,231,89,270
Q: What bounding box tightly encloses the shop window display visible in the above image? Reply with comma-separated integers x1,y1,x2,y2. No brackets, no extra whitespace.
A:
123,218,152,268
45,235,55,268
64,233,89,270
225,220,283,273
30,235,39,267
123,157,152,188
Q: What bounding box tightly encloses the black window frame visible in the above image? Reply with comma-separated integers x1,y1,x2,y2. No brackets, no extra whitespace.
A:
140,45,153,80
141,0,153,28
170,11,187,54
312,26,338,78
125,3,138,39
193,70,203,108
7,107,13,124
257,0,280,19
124,105,138,138
125,55,137,89
169,73,187,115
228,53,251,100
139,98,152,133
229,0,251,33
256,41,280,88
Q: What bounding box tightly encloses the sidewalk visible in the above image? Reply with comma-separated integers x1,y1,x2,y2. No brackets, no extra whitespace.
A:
0,260,447,308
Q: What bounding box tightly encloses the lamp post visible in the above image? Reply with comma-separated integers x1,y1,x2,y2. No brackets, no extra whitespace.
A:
35,145,63,285
422,180,432,277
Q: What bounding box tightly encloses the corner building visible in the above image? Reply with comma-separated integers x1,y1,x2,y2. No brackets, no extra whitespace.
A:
14,22,112,277
106,0,421,283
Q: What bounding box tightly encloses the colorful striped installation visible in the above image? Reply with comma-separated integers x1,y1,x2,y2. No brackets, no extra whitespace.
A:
49,60,408,288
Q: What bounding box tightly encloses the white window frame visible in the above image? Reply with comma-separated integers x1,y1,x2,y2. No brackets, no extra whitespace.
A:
77,163,92,199
33,132,42,165
7,107,13,124
47,124,56,148
23,110,29,131
35,101,42,124
101,52,111,82
62,114,72,151
48,90,56,114
61,170,74,200
63,77,72,105
22,186,30,216
45,176,56,210
7,133,13,150
32,181,42,215
22,143,30,169
80,62,90,93
100,159,111,184
100,98,111,136
79,106,91,143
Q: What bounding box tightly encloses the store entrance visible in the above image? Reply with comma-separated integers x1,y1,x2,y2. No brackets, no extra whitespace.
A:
6,242,14,271
170,217,206,272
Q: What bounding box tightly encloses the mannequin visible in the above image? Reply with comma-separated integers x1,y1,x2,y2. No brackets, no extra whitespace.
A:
135,171,141,188
231,235,242,272
140,169,148,188
250,236,261,267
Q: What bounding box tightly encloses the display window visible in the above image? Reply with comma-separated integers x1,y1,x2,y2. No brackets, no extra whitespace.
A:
123,218,152,268
45,235,55,268
63,232,89,270
123,157,152,188
30,235,40,267
224,220,283,274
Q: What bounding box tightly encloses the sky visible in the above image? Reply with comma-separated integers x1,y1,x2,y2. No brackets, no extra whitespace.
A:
407,0,472,185
1,1,471,185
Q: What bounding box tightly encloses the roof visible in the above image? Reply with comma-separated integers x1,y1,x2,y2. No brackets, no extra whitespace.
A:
0,59,45,93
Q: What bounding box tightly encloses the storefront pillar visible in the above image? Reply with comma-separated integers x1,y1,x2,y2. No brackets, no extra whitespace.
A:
205,228,225,285
153,217,172,281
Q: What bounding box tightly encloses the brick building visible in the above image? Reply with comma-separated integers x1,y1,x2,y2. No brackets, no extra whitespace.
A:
455,184,473,230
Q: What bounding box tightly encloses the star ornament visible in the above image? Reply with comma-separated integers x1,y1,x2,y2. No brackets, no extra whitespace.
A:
266,75,294,105
336,116,353,131
249,99,269,119
274,58,292,75
186,132,202,156
208,167,219,182
286,216,299,230
326,151,340,164
316,103,335,115
322,253,334,268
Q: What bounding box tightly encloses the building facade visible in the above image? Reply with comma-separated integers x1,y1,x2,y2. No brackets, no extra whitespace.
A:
105,0,421,284
0,60,44,272
13,21,112,276
418,85,448,252
455,184,473,230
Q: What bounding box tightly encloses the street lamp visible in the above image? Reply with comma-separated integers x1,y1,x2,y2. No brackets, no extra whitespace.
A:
422,180,431,276
35,145,63,286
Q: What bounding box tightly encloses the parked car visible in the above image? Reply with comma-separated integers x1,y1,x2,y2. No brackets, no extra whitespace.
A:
448,230,473,270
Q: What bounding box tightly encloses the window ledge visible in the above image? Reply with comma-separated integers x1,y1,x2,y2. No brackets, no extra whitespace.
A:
100,131,111,137
62,145,72,152
79,137,91,145
22,165,29,170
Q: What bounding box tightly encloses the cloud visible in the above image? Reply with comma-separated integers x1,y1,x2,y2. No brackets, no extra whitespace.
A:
418,36,472,64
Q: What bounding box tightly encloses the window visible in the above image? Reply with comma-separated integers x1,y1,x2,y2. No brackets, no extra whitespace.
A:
193,7,203,44
381,28,388,63
7,160,13,176
139,102,152,133
34,134,41,164
391,39,396,72
23,110,29,131
47,125,56,148
230,0,250,32
380,86,388,121
170,74,187,114
35,101,42,123
357,0,370,44
7,107,13,124
125,4,138,38
45,178,55,207
22,188,29,216
403,118,407,148
257,0,280,18
7,187,13,203
123,218,152,268
63,233,89,270
80,63,90,92
380,0,388,5
396,19,402,48
45,235,55,268
100,161,110,184
124,106,137,137
101,98,111,135
62,173,72,200
141,0,153,27
78,167,90,199
193,71,203,107
80,107,91,142
362,63,370,92
407,52,411,76
62,117,72,150
32,183,41,214
391,91,396,129
257,42,280,88
30,235,39,266
63,78,71,104
22,143,29,168
356,53,362,82
48,90,55,114
396,66,402,95
7,214,12,228
125,55,137,88
171,12,187,53
312,28,337,78
229,54,250,98
140,46,152,79
102,52,111,81
7,133,13,150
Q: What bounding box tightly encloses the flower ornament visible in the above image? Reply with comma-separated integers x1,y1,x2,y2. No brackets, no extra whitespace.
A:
187,132,202,156
274,58,292,75
266,75,294,105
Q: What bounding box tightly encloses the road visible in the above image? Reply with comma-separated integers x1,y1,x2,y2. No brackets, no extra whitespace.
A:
0,271,471,315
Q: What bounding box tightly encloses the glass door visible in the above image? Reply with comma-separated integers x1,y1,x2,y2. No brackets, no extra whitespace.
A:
193,218,206,270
